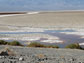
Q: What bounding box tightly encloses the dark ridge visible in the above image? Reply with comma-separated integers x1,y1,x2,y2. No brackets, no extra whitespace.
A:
0,12,27,15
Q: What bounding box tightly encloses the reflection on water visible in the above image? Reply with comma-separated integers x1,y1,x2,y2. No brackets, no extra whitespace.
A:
0,29,84,47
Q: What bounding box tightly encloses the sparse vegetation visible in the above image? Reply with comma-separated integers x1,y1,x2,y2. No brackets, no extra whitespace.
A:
28,42,46,48
46,45,59,48
0,40,22,46
9,41,22,46
27,42,59,48
0,40,8,45
65,43,83,49
0,40,84,50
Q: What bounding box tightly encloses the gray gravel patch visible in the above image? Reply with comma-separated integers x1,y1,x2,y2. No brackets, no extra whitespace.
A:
0,45,84,63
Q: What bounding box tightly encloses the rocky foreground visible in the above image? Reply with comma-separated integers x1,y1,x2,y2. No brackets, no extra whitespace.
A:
0,45,84,63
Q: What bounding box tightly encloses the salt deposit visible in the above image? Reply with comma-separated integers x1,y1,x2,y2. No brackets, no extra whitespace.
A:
79,43,84,45
41,40,63,43
27,12,39,14
22,37,40,41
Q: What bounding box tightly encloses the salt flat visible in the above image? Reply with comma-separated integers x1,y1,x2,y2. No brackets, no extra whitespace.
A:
0,11,84,46
0,11,84,30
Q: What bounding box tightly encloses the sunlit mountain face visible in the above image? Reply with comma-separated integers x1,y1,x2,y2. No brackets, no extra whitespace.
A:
0,0,84,12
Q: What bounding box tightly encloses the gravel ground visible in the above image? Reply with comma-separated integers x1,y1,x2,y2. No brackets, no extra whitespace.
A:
0,45,84,63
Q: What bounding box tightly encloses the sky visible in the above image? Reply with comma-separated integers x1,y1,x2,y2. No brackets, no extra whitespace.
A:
0,0,84,12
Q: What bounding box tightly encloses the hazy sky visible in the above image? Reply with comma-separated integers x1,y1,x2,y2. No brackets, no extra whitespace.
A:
0,0,84,11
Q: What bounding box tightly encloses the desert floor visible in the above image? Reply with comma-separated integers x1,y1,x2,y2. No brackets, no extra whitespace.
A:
0,45,84,63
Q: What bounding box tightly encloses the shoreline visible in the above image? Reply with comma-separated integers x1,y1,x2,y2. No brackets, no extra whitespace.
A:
0,10,84,15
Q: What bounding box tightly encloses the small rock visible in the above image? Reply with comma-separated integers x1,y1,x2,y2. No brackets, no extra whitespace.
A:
19,57,24,61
